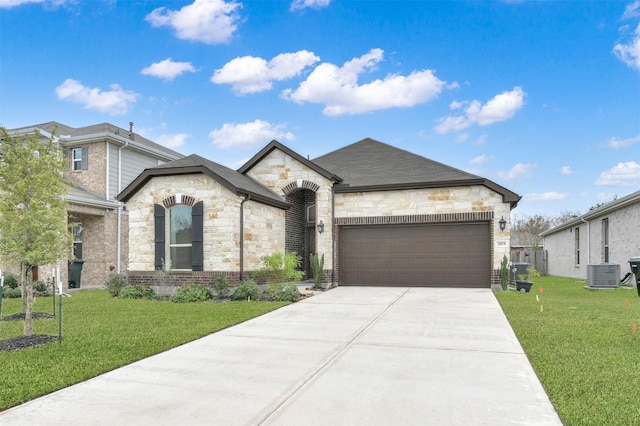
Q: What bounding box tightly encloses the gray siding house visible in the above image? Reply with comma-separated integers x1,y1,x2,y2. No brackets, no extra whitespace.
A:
541,189,640,282
3,122,184,288
119,138,520,288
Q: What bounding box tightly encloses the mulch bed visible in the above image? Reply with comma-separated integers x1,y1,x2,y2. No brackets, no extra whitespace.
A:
0,312,58,351
0,334,59,352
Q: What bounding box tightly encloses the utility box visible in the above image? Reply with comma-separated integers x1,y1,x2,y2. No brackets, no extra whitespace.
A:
510,262,530,283
587,264,620,288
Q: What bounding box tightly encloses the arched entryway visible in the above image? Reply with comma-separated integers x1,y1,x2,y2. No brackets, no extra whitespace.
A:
283,180,319,278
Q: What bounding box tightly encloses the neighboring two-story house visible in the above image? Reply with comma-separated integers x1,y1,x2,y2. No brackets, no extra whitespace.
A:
3,122,184,288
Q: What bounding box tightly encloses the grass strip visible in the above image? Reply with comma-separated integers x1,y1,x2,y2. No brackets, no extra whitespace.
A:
496,276,640,426
0,290,286,410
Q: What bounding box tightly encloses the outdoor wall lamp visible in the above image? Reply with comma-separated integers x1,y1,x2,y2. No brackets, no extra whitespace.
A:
317,220,325,234
499,216,507,231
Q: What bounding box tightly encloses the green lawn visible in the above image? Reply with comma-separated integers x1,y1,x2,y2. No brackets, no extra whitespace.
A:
496,276,640,426
0,290,287,411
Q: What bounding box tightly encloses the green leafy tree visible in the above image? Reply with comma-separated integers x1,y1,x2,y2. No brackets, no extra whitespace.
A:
0,127,72,336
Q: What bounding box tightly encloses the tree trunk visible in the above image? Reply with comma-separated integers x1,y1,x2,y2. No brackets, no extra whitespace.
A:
23,264,34,337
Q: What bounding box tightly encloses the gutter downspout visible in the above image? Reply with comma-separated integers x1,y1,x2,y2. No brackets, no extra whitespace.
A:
331,185,336,286
240,195,250,281
116,140,130,274
580,217,590,266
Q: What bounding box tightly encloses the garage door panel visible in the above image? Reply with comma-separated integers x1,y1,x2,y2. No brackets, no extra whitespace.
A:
340,223,490,288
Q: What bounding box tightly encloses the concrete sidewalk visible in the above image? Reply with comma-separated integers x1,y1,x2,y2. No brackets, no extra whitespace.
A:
0,287,562,425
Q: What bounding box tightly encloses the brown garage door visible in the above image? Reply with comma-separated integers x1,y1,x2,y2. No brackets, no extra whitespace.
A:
340,222,490,287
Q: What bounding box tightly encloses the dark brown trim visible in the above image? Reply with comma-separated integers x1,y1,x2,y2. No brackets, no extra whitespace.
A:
117,165,290,209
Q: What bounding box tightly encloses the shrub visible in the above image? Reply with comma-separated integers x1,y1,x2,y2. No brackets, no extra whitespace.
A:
231,279,261,301
269,282,300,302
254,252,304,285
119,285,156,300
528,267,541,278
500,255,509,290
170,284,212,303
2,287,21,298
310,253,325,289
34,280,48,294
211,276,230,300
4,273,18,289
105,273,128,297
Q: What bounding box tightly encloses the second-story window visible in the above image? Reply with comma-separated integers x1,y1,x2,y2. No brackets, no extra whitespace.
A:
71,147,88,171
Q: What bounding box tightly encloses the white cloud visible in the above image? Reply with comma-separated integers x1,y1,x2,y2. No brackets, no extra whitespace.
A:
290,0,330,11
524,192,568,201
145,0,241,44
55,78,138,115
282,49,448,115
613,23,640,70
435,87,525,134
211,51,320,94
156,133,189,149
603,134,640,149
141,58,196,80
209,119,295,149
595,161,640,186
469,154,493,165
497,162,535,180
623,1,640,19
561,166,573,175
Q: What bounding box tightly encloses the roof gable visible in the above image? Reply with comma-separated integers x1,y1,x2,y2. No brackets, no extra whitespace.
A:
238,140,342,183
117,154,289,209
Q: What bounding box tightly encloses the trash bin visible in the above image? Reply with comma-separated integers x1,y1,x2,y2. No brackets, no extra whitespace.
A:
68,260,84,289
629,256,640,297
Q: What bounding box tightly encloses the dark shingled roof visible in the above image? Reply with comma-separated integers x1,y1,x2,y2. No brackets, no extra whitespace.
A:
312,138,520,205
10,121,184,160
313,138,480,187
118,154,289,209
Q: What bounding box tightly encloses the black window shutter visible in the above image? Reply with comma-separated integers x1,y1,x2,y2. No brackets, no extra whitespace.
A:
154,204,165,270
81,146,88,170
192,201,204,271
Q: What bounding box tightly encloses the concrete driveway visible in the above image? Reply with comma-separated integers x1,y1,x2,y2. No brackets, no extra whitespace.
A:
0,287,562,425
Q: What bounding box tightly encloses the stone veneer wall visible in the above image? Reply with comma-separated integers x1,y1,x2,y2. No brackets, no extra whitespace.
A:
334,186,512,287
126,173,285,286
244,149,335,270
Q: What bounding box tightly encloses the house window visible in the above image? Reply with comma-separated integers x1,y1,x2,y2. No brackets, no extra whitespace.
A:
603,218,609,263
168,205,193,270
575,227,580,265
154,200,203,272
70,147,88,171
71,223,83,259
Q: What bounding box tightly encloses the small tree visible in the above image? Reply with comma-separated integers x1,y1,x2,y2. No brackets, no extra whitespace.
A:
0,127,72,336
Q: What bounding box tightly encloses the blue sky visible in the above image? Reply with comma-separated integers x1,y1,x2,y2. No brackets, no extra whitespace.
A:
1,0,639,219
